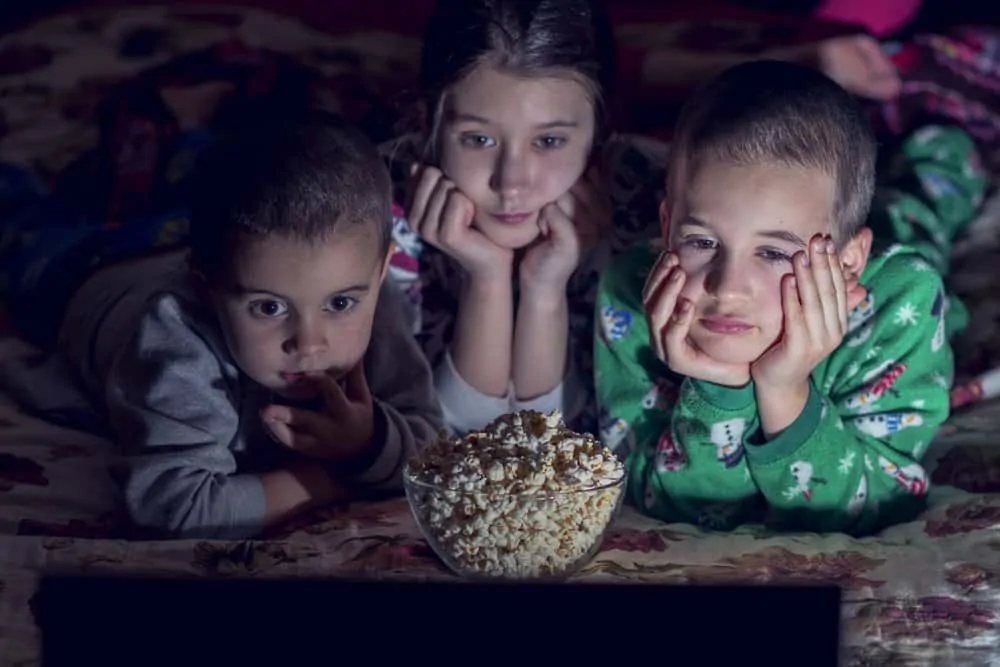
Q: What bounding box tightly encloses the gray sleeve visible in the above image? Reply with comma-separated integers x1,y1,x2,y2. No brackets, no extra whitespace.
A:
105,296,267,540
346,280,447,491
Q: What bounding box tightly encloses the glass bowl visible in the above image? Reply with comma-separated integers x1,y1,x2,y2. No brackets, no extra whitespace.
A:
403,464,626,581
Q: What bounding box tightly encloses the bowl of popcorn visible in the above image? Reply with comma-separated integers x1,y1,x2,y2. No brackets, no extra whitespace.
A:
403,410,626,580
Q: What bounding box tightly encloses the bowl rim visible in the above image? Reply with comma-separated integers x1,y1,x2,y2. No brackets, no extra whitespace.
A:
402,461,626,498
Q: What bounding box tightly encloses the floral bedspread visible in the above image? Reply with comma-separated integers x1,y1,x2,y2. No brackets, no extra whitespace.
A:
1,5,1000,667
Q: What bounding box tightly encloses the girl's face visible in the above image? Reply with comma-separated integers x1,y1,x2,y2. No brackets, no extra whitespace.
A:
437,64,596,250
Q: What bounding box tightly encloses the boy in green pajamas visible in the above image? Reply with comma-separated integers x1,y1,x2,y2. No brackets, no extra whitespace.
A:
594,60,986,535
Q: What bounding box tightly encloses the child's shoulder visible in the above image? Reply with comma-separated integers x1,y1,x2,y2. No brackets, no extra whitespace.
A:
862,242,945,304
827,243,948,371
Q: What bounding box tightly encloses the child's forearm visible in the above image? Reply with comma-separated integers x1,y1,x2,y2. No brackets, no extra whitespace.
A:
260,460,346,528
756,381,811,440
512,288,568,401
450,272,514,398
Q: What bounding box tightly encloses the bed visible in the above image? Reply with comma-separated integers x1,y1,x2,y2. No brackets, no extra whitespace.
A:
1,5,1000,666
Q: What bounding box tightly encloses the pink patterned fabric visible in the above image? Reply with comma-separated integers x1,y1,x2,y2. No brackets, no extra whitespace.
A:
814,0,921,37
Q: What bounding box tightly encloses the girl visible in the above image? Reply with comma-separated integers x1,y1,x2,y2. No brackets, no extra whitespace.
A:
382,0,668,436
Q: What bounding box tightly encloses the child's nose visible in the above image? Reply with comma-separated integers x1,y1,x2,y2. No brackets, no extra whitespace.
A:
489,150,530,198
287,322,328,357
705,256,751,299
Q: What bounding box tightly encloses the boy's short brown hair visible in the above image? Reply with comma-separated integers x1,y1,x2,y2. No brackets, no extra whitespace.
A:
667,60,877,242
189,109,393,280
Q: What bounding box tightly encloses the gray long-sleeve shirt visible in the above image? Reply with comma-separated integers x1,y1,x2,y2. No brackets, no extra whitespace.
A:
58,250,444,540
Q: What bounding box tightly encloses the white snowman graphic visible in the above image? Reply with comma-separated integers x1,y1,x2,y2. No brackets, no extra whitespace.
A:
599,413,631,452
845,291,876,348
709,418,746,468
854,412,923,439
783,461,827,502
930,288,946,353
846,475,868,517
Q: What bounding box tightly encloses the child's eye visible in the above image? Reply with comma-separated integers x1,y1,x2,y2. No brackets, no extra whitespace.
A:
759,248,792,264
534,135,566,150
249,299,287,318
328,296,358,313
682,236,717,251
459,134,496,149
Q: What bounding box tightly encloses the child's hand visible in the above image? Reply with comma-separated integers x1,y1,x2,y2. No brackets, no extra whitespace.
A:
408,165,512,281
817,35,901,102
262,363,375,464
520,167,611,294
519,194,581,296
643,251,751,388
751,235,848,391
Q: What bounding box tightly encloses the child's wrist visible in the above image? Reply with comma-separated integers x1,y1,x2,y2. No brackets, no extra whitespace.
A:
756,380,811,439
518,280,567,310
465,268,513,298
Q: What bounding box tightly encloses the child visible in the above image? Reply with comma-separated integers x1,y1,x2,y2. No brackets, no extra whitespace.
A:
595,60,986,535
53,111,444,539
383,0,684,437
384,0,905,437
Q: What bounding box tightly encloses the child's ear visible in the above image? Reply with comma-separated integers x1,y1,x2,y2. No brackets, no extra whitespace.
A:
840,226,873,280
378,240,397,285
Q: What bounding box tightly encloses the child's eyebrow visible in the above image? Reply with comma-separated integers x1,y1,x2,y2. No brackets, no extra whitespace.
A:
232,284,371,298
233,284,286,298
535,120,578,130
451,113,492,125
450,113,578,130
333,284,372,294
758,230,808,248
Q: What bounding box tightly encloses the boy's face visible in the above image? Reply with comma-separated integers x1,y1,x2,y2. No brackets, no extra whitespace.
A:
663,159,868,366
209,226,390,399
437,65,596,250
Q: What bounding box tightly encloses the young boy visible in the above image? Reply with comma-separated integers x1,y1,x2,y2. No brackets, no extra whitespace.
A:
55,111,444,539
595,60,985,535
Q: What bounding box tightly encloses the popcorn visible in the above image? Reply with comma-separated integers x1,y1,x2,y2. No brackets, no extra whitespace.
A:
405,410,625,578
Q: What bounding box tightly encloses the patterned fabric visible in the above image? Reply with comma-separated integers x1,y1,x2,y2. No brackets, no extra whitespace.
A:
0,363,999,666
881,27,1000,173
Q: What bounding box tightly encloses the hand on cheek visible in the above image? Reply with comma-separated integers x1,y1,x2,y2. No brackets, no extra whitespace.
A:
643,251,751,388
519,194,581,296
752,234,849,436
407,164,512,282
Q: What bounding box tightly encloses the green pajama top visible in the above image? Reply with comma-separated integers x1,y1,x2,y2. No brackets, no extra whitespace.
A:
594,241,953,535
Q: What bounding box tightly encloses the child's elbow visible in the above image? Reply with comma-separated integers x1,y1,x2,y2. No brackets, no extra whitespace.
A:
122,468,262,540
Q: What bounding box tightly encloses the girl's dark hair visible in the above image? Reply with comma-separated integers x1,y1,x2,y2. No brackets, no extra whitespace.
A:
417,0,617,161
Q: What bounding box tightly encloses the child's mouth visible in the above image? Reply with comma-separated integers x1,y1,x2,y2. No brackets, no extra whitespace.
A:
280,372,308,384
699,317,754,335
491,212,532,225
